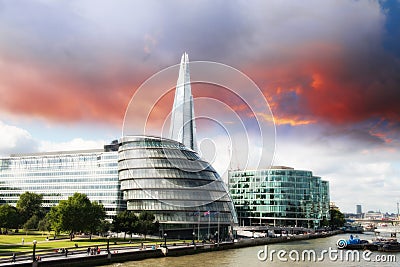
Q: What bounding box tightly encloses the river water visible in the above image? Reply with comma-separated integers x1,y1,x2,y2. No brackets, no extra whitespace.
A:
106,233,399,267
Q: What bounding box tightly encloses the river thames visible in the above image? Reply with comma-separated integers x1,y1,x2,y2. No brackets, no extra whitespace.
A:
105,233,399,267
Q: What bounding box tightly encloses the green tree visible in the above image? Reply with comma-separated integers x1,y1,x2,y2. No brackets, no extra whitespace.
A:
329,209,346,229
86,202,106,240
47,205,63,238
112,210,138,240
47,193,106,240
137,211,159,240
16,192,44,224
97,220,112,236
0,204,19,233
38,216,51,235
23,215,40,233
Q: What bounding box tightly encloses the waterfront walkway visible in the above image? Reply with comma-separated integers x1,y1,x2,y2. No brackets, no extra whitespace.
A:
0,231,341,267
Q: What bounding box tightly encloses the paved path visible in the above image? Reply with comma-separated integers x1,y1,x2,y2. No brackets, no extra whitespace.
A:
0,243,197,266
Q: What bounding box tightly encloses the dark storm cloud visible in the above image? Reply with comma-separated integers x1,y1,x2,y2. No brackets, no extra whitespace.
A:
0,0,399,132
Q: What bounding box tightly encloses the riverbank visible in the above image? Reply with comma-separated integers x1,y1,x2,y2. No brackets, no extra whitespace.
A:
0,230,341,267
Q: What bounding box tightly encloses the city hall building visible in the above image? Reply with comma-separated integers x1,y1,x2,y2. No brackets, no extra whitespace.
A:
228,166,330,228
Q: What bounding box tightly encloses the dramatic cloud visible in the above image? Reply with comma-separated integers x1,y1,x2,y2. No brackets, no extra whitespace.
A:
1,0,398,128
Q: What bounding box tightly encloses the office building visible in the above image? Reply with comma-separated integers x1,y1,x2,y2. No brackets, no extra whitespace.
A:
356,204,362,215
0,141,125,220
228,166,330,228
169,52,198,151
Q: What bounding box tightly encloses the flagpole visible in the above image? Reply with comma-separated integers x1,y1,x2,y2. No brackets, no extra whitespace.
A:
208,211,210,239
217,212,220,247
197,210,200,241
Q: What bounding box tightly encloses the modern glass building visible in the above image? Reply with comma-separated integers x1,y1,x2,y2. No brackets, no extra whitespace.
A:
0,141,125,220
228,166,330,228
119,135,238,239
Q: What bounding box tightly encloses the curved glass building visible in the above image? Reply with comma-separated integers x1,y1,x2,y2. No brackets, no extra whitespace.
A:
119,135,238,239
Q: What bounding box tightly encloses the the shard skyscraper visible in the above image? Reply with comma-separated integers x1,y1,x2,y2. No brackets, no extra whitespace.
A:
169,52,198,151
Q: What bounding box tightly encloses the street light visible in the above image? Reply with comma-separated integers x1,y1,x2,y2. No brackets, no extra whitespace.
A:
164,233,167,248
192,232,195,245
107,236,110,253
215,231,219,247
32,240,37,262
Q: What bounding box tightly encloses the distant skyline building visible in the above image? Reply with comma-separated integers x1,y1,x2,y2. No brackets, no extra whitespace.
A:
356,204,362,214
228,166,330,228
169,52,198,152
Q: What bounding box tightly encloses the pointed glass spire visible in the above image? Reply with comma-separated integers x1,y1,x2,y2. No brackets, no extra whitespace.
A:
169,53,198,151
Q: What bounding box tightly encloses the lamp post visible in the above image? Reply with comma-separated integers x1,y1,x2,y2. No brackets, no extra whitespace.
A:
32,240,37,262
164,233,167,248
192,232,195,245
215,231,219,247
107,236,110,253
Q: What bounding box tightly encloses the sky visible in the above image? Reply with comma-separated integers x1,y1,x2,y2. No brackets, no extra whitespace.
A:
0,0,399,213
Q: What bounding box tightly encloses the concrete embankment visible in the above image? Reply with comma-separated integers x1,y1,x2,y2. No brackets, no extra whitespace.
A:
2,231,341,267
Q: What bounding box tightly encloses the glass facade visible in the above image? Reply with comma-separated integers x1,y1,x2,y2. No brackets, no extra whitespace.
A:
228,167,330,228
0,142,125,220
119,135,238,238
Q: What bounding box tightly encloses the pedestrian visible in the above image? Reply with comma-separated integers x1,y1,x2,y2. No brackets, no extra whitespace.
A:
65,248,68,257
87,247,90,255
21,238,24,245
11,253,16,263
97,247,101,254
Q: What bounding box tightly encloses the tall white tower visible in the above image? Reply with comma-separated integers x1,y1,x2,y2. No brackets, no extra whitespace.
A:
169,53,198,151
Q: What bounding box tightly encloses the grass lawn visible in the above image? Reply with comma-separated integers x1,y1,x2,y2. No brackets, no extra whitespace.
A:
0,231,168,255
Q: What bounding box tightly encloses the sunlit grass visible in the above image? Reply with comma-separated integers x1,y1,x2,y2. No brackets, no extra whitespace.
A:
0,230,169,255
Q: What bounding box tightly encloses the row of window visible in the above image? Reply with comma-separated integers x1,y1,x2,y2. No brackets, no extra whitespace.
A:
230,170,313,177
154,211,234,223
1,153,117,166
127,199,234,213
120,178,224,191
124,189,231,202
0,170,118,178
119,168,218,180
119,148,199,161
118,158,211,171
121,140,185,150
0,184,119,190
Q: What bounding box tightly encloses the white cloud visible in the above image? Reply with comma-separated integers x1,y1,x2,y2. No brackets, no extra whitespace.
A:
0,121,106,156
39,138,106,152
0,121,38,156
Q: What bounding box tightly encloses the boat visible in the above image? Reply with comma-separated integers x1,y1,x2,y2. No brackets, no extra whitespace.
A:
342,224,363,234
378,239,400,252
337,235,369,250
